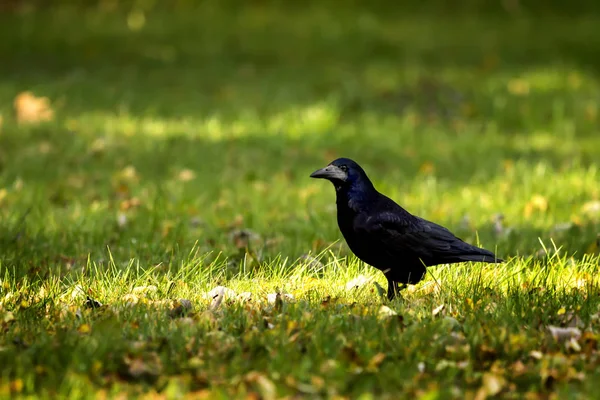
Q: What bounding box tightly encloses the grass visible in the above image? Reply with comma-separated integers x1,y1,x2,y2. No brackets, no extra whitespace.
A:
1,1,600,398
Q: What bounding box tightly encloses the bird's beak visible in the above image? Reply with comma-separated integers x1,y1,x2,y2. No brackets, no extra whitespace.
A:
310,165,347,181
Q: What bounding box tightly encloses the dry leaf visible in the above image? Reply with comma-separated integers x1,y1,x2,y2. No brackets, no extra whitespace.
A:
14,91,54,124
202,286,236,301
507,78,530,95
547,325,582,341
582,201,600,216
209,289,224,311
123,352,162,381
378,305,398,319
529,350,543,360
177,169,196,182
366,353,386,371
245,372,276,400
524,194,548,218
117,213,128,227
132,285,158,295
418,161,435,175
122,293,140,305
475,372,506,400
345,275,370,290
169,299,193,318
432,303,445,317
267,293,294,304
237,292,252,302
77,323,92,334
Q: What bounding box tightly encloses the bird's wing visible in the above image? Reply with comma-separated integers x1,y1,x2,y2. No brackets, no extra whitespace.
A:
354,211,463,260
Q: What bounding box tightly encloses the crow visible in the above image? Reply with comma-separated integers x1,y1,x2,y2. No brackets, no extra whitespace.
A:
310,157,503,300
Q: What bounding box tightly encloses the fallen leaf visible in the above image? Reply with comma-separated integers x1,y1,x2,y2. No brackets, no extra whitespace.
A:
507,78,530,95
432,304,445,317
237,292,252,302
378,305,398,319
366,352,386,371
177,169,196,182
14,91,54,124
418,161,435,175
70,285,85,300
9,379,23,394
245,372,276,400
209,290,224,311
132,285,158,295
565,337,582,352
582,201,600,216
123,352,162,382
547,326,582,341
169,299,193,318
524,194,548,218
202,286,236,301
475,372,506,400
117,213,128,228
77,323,92,334
529,350,543,360
345,275,370,290
267,293,294,305
122,294,140,305
3,311,15,323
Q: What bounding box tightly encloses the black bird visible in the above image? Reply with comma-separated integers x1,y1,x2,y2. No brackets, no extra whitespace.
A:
310,158,503,300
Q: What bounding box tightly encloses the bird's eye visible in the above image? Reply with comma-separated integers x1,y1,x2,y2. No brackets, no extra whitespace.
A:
340,165,348,172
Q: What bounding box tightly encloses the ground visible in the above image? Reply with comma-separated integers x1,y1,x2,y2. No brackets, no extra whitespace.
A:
1,2,600,399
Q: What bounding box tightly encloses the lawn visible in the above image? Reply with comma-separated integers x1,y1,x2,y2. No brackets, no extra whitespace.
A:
1,1,600,398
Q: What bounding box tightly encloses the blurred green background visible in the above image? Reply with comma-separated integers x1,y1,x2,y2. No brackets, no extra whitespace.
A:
1,0,599,278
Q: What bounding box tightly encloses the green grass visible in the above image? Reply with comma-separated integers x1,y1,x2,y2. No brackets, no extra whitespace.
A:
1,1,600,398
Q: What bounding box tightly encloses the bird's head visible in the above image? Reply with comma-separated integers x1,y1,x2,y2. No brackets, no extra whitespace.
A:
310,158,373,191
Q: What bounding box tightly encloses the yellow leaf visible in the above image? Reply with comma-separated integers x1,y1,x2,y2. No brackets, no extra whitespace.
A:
507,79,530,95
78,323,92,334
478,372,505,398
502,159,514,173
120,166,138,181
557,307,566,316
9,379,23,393
568,73,582,89
14,91,54,125
432,304,445,316
465,298,474,310
524,194,548,218
378,305,398,319
418,161,435,175
177,169,196,182
529,350,543,359
310,375,325,390
585,102,597,121
366,353,386,372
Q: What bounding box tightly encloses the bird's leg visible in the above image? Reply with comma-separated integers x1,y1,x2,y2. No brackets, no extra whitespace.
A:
386,280,407,301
